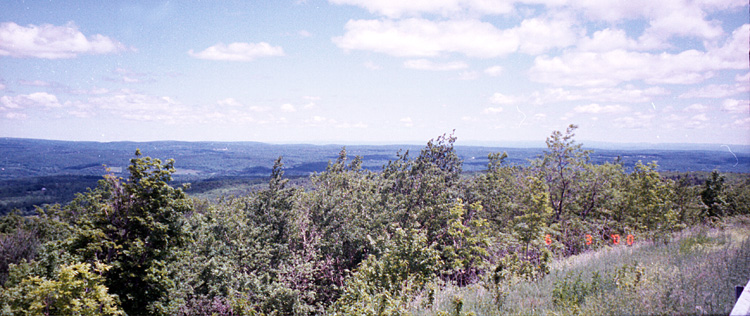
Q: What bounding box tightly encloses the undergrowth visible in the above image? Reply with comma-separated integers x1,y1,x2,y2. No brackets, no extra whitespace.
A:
411,216,750,316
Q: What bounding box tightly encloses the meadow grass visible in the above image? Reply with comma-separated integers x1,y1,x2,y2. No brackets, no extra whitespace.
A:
412,216,750,316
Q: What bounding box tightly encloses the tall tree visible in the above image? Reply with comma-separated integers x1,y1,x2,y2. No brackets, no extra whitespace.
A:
538,124,590,222
700,170,726,219
63,150,192,315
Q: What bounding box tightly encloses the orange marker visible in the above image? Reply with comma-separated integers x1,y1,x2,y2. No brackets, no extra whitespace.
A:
586,234,592,245
611,234,620,245
627,234,634,246
545,234,552,245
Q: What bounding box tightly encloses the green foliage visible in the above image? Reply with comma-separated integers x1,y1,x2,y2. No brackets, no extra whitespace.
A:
725,175,750,216
623,162,681,242
303,148,380,297
538,124,590,222
700,170,727,219
330,227,442,315
0,261,123,316
60,149,192,315
441,200,491,285
551,263,643,314
2,130,748,315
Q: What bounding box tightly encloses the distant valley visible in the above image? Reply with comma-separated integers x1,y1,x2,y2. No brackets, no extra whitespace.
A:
1,137,748,215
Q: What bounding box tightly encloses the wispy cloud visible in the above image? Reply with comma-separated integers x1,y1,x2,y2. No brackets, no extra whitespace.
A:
188,42,284,61
484,66,503,77
679,83,750,98
1,92,63,109
403,59,467,71
483,107,503,114
280,103,297,112
328,0,513,18
333,19,518,58
721,99,749,114
573,103,630,114
529,24,748,87
0,22,128,59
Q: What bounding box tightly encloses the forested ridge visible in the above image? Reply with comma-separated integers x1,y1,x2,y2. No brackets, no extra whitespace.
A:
1,125,749,315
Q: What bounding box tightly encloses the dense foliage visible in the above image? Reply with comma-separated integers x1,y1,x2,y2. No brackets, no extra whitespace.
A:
1,126,748,315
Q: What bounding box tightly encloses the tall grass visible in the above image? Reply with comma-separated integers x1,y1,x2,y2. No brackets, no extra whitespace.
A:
411,216,750,316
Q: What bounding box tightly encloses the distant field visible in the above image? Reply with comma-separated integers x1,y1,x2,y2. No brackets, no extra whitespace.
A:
1,137,748,215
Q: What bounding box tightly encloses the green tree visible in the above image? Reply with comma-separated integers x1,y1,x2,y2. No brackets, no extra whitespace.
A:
441,199,491,285
537,124,590,222
330,227,441,315
619,162,680,242
0,261,123,315
700,170,726,219
301,148,381,303
63,150,191,315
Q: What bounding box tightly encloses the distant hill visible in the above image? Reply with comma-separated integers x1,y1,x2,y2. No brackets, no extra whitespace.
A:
1,137,748,181
1,137,747,215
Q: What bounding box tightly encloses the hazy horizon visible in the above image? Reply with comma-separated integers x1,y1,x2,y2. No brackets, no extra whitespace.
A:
1,1,748,145
4,136,750,154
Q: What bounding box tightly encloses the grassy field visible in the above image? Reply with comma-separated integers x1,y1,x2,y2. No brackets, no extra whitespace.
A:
412,216,750,316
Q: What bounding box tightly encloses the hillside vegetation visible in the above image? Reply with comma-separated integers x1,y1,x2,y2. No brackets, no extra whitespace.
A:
0,125,748,315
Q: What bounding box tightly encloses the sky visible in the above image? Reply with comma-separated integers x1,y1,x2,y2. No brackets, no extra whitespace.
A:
0,0,748,146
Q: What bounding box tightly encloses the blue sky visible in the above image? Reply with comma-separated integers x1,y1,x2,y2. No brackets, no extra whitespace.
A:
0,0,748,145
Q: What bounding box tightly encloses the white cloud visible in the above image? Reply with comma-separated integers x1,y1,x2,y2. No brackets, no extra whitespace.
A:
400,117,414,127
335,121,368,129
18,80,51,87
732,117,750,128
684,103,708,112
614,112,654,129
333,18,518,58
736,72,750,82
333,16,584,58
484,65,503,76
364,60,382,70
298,30,312,37
638,5,724,45
307,115,337,125
721,99,748,114
1,92,62,109
68,87,110,95
577,28,658,52
573,103,629,114
249,106,270,112
328,0,514,18
0,22,127,59
404,59,468,71
3,112,27,120
679,83,750,98
489,92,519,104
514,15,581,54
458,71,479,80
280,103,297,112
530,24,748,87
537,86,670,103
217,98,243,107
483,106,504,113
686,113,710,128
188,42,284,61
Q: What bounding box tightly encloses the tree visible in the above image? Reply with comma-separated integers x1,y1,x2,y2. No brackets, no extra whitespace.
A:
617,162,679,242
0,261,123,315
63,150,191,315
330,227,441,315
441,199,491,285
700,170,726,219
538,124,590,222
467,152,519,231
